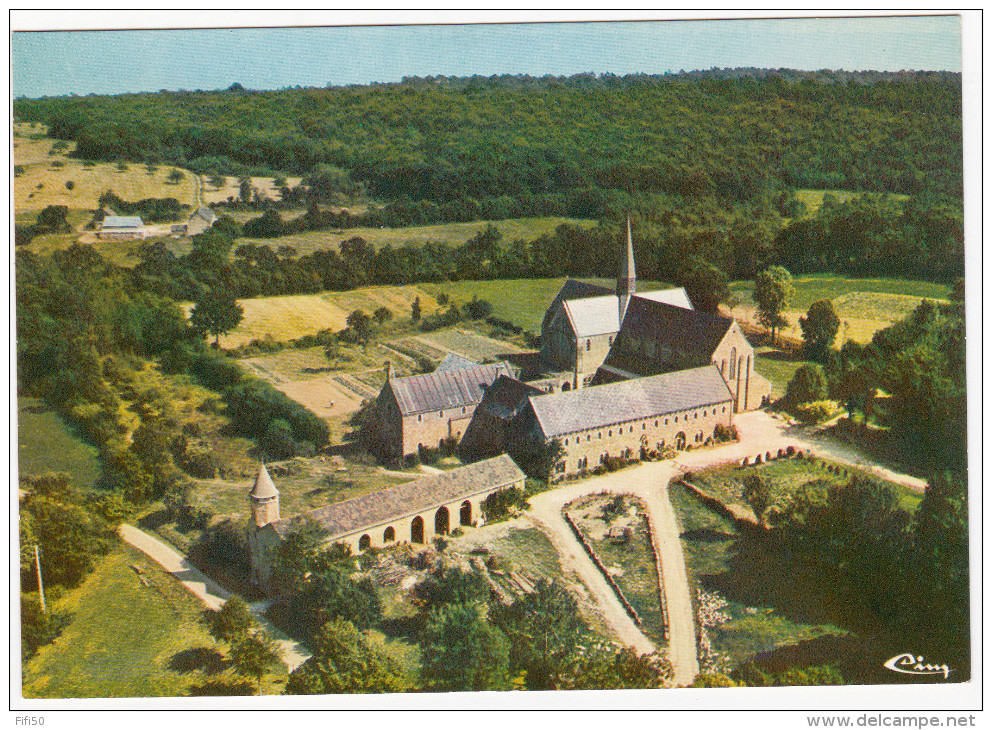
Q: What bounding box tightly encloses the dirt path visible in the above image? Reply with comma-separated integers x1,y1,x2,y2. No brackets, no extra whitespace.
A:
523,489,657,657
119,524,311,672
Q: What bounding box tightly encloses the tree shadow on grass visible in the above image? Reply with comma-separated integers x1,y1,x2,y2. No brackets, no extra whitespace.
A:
682,527,737,542
379,614,424,638
702,534,837,628
169,647,227,675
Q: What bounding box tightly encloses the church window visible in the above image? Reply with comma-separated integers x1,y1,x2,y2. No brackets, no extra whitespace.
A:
439,410,444,418
655,420,659,427
609,430,612,437
722,406,726,413
564,439,569,445
418,414,422,422
642,423,646,430
586,339,591,351
664,418,668,425
462,407,466,414
729,348,737,378
598,432,602,439
695,412,698,419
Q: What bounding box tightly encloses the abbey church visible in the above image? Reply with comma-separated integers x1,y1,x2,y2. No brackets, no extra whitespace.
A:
247,220,771,587
370,218,769,474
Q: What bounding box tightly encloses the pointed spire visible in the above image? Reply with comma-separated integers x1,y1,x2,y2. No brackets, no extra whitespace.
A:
617,215,637,318
249,462,278,499
386,361,395,380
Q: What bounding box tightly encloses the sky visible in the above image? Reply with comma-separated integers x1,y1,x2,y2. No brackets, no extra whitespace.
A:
11,13,962,98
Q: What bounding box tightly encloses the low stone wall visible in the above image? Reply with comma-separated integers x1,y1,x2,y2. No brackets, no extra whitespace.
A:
562,509,642,626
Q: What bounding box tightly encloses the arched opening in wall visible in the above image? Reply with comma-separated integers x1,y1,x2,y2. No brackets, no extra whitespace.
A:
675,431,687,450
411,516,424,544
460,500,472,526
359,534,371,551
562,382,571,391
383,526,395,543
435,506,450,535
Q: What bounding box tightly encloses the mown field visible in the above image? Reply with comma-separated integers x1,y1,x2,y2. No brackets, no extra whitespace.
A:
729,275,949,346
13,128,198,213
17,397,102,491
669,482,848,673
794,188,909,215
208,285,445,348
22,543,287,698
237,216,596,255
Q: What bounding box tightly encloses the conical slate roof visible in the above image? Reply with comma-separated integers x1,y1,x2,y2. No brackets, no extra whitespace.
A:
249,463,278,499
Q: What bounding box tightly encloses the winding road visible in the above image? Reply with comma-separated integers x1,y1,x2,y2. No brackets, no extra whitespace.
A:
522,409,929,687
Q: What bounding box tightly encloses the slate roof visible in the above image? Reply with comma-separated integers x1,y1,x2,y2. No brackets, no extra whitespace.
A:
434,353,480,372
541,279,613,331
102,215,143,229
385,362,513,415
269,455,525,539
527,365,733,438
475,375,545,421
614,297,734,358
635,287,694,310
562,295,621,337
249,463,278,499
191,205,217,223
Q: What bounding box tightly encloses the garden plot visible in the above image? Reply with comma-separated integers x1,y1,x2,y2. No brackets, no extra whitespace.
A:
419,329,527,361
563,494,668,647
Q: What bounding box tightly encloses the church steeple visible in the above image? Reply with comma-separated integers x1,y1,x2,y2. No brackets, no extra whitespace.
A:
617,216,636,318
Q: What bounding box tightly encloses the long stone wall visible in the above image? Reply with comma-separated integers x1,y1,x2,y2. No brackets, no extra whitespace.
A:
562,509,643,626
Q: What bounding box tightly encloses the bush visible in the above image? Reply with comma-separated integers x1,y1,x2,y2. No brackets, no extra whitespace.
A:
65,180,75,190
482,487,525,522
793,400,835,424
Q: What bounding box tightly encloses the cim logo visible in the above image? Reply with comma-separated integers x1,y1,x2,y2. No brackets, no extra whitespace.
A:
883,653,952,679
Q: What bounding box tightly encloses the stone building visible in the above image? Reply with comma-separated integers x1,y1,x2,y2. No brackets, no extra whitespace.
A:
370,359,513,464
186,205,218,236
511,365,734,478
459,374,545,460
97,215,145,240
595,296,771,413
540,218,694,390
246,455,525,591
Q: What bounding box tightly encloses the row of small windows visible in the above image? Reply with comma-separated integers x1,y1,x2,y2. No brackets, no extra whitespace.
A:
560,406,729,444
417,406,469,422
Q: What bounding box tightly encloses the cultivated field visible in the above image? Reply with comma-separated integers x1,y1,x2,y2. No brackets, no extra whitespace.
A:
729,275,949,346
210,285,444,348
237,217,596,256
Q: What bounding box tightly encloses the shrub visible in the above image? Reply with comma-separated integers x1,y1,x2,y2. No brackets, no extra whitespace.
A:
65,180,75,190
482,487,525,522
793,400,834,424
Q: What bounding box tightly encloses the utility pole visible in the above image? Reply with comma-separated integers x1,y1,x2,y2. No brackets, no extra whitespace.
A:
34,545,45,613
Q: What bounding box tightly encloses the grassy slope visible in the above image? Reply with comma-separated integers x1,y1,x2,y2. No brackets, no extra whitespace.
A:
794,188,909,215
17,397,102,491
22,543,287,698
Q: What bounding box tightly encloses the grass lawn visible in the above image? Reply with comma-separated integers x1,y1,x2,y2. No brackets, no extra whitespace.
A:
668,482,848,672
237,216,596,256
421,277,675,332
17,397,101,491
753,349,805,399
22,543,287,698
564,494,667,647
687,456,923,520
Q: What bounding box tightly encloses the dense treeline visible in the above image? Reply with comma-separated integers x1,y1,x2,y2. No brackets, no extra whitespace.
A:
15,71,962,208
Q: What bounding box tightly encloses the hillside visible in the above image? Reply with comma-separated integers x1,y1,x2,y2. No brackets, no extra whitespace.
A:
14,71,962,210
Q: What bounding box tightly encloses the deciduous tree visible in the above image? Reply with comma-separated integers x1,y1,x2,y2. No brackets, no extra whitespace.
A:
753,266,793,345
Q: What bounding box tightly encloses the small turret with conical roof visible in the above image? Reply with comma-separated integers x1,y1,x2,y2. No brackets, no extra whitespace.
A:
617,215,637,320
249,462,280,528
